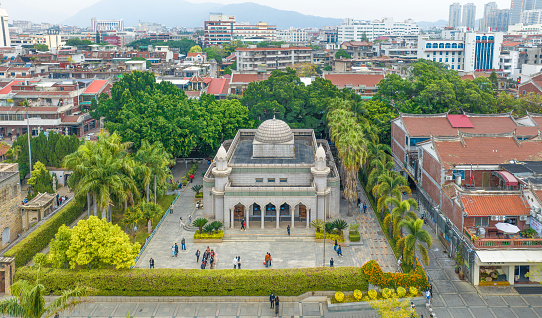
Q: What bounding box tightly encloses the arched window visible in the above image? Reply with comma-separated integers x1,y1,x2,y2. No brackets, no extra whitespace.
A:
482,36,487,40
426,43,432,48
433,43,438,48
445,43,451,48
488,36,494,40
458,43,464,48
452,43,457,48
439,43,444,48
476,36,481,40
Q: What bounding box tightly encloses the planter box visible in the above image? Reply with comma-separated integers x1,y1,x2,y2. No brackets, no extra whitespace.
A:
316,239,345,246
327,296,426,312
194,239,223,243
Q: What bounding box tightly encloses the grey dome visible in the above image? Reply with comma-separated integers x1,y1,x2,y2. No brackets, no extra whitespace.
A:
254,118,294,144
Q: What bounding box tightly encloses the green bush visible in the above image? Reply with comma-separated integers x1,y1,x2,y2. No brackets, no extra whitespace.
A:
15,266,367,296
194,230,224,239
349,231,361,242
195,193,203,198
5,199,85,267
315,230,345,242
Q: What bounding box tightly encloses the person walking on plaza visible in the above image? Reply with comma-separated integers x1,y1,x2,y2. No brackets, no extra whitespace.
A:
170,203,173,214
330,258,334,267
149,258,154,268
195,249,200,263
334,240,338,252
426,289,431,306
210,255,215,269
189,214,192,224
265,253,270,267
241,218,245,230
190,173,194,183
274,296,280,315
363,203,367,214
287,224,290,236
181,237,186,250
233,256,238,269
174,243,179,257
237,256,241,269
268,253,272,267
270,293,275,309
243,219,246,231
171,245,175,257
337,245,342,257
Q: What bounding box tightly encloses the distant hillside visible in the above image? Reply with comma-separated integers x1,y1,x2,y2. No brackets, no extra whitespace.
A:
417,20,448,29
63,0,342,29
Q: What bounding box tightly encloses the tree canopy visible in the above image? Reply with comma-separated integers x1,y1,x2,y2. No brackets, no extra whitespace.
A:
189,45,203,53
127,38,197,55
27,161,54,200
65,37,94,47
240,68,361,137
94,71,253,157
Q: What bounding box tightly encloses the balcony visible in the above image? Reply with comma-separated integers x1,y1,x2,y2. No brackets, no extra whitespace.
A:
464,227,542,249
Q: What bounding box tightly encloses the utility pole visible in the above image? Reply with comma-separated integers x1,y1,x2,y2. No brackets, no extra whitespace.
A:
24,100,32,174
323,195,326,267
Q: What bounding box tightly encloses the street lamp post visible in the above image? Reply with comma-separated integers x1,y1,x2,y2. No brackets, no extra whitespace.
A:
323,194,326,267
24,100,32,174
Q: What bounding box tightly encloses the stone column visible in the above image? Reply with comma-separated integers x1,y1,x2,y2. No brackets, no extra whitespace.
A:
245,205,249,229
291,206,295,228
306,208,310,228
230,208,234,229
261,208,265,229
276,206,280,228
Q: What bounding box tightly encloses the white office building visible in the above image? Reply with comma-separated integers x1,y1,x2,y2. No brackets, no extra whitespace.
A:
91,18,124,32
337,18,419,43
417,32,503,72
276,28,309,44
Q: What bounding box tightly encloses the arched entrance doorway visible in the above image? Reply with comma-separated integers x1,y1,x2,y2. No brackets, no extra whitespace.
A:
234,204,245,227
265,203,276,223
2,227,10,246
280,203,290,222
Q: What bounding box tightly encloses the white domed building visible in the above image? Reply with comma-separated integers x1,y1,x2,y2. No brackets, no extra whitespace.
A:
203,118,340,229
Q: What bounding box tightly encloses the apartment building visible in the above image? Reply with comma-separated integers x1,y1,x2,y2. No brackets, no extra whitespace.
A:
204,14,276,46
337,18,419,43
91,18,124,32
277,28,310,44
462,3,477,29
0,7,10,47
235,45,312,72
449,3,462,28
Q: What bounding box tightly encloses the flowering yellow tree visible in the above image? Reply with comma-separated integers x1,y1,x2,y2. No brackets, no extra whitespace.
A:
49,216,139,269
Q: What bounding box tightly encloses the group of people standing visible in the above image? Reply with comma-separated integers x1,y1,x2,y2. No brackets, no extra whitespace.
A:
357,198,367,214
264,252,273,267
171,238,186,257
233,256,242,269
269,293,280,315
197,246,217,269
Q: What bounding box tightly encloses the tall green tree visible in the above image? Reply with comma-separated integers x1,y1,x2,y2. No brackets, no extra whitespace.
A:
26,161,54,200
134,140,173,203
397,218,432,270
383,197,418,240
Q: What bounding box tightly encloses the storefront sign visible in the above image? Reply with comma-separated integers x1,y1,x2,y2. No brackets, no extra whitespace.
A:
531,217,542,236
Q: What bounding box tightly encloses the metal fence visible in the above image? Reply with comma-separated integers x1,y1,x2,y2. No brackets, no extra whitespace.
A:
417,188,476,284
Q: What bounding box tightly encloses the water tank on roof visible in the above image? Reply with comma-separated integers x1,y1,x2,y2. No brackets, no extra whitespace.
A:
454,173,462,186
478,227,485,238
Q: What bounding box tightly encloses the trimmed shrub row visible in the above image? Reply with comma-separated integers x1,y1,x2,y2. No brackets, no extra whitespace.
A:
361,260,429,291
5,199,85,267
194,230,224,240
16,266,368,296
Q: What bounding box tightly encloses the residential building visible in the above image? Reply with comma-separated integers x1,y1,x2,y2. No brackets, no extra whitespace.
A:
462,3,477,29
228,72,270,95
202,118,340,229
482,2,510,32
499,49,520,78
519,71,542,94
511,0,526,25
482,2,499,30
203,14,276,46
277,28,309,44
0,163,21,249
0,7,10,47
339,41,374,59
522,9,542,24
449,3,462,28
337,18,419,43
235,45,312,72
91,18,124,32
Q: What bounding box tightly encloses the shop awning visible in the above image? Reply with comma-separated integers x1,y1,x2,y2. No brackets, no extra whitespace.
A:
494,171,519,186
477,250,542,263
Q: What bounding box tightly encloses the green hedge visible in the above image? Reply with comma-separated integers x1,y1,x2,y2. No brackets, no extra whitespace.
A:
349,231,360,242
5,199,85,267
16,266,368,296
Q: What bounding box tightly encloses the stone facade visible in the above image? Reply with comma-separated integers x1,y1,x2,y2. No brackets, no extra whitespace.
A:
0,163,22,249
203,119,340,228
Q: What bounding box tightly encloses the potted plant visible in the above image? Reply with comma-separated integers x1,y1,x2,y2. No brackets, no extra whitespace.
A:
455,252,463,274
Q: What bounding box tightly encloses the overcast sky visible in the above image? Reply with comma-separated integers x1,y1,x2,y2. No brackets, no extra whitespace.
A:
4,0,513,24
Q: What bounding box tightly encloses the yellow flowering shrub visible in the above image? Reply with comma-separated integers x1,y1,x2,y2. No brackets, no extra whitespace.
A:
335,291,345,302
381,288,392,299
353,289,363,301
409,287,418,296
368,289,378,300
397,287,407,298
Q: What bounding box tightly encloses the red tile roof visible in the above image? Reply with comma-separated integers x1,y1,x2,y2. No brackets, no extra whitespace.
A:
187,52,205,57
0,106,59,112
460,195,530,217
230,73,270,84
502,41,522,47
342,41,373,46
433,136,542,169
83,80,108,95
206,78,228,95
461,75,475,80
401,115,457,137
9,67,30,72
447,114,474,128
15,91,71,96
61,115,80,123
0,80,38,95
323,74,384,88
533,190,542,204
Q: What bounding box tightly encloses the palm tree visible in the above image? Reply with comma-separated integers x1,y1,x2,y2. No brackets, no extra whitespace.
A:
134,140,173,204
366,157,395,193
372,173,410,220
384,197,418,240
331,219,349,236
192,218,208,234
397,219,432,270
0,271,90,318
310,219,324,232
138,202,162,233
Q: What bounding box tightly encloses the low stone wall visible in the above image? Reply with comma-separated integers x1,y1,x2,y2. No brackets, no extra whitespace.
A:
327,296,427,312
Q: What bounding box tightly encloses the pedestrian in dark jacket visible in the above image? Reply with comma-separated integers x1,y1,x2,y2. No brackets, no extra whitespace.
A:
149,258,154,268
274,296,280,315
270,293,275,308
195,249,200,263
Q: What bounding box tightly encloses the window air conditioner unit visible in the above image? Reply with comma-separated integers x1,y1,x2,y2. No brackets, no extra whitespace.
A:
499,216,506,221
520,215,527,221
491,215,499,221
445,175,453,181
